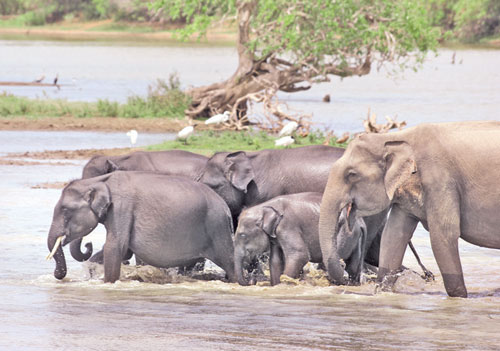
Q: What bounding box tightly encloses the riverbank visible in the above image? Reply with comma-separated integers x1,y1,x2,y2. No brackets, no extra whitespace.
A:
0,116,189,132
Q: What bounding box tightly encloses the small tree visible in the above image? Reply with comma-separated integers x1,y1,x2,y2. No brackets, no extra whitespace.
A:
153,0,439,127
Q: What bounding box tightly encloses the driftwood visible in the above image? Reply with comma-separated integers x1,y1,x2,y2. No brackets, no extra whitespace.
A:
363,109,406,134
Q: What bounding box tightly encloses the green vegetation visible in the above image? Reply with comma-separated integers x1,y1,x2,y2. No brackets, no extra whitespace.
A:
152,0,441,119
0,77,190,118
1,0,498,44
426,0,500,42
147,130,347,155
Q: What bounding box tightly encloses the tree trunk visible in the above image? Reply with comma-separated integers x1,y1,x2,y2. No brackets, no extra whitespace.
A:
185,0,372,122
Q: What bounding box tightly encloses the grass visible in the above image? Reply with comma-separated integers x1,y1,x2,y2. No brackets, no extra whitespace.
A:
0,77,190,118
147,130,348,155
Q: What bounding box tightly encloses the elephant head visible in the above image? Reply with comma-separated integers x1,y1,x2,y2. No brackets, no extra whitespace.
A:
319,133,416,284
197,151,255,217
234,206,281,285
47,179,111,280
82,155,120,179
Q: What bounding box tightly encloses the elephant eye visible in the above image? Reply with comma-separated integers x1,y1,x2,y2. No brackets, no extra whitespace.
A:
345,169,359,183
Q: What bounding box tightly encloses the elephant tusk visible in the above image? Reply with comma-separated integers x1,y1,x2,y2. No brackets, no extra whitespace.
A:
346,202,352,218
46,235,66,260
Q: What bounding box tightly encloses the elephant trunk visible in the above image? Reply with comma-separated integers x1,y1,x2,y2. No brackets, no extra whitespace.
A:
47,222,67,280
70,239,93,262
234,246,249,286
319,172,350,285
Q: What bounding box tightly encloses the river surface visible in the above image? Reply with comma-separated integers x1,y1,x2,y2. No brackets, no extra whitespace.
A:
1,131,500,351
1,41,500,350
2,40,500,133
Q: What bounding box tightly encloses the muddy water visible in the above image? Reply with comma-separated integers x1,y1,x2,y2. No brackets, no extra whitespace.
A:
1,131,500,350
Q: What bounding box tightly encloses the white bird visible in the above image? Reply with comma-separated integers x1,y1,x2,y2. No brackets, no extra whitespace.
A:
126,129,138,147
278,121,299,137
177,125,196,143
205,111,230,125
275,136,295,147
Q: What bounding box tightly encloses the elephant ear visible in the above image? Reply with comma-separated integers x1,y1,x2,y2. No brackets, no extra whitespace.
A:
105,159,120,173
383,141,417,201
84,182,111,220
260,206,283,238
223,151,255,193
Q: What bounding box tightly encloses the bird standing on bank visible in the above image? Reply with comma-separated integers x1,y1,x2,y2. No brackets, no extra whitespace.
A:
275,136,295,147
126,129,138,147
205,111,230,125
177,124,196,144
278,121,299,137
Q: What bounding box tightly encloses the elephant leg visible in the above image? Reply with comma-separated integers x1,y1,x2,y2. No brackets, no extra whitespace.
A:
377,205,419,286
282,251,309,279
426,200,466,297
205,235,236,283
103,241,124,283
269,242,285,286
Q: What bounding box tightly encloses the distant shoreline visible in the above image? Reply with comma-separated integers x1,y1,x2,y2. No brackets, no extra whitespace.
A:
0,25,237,46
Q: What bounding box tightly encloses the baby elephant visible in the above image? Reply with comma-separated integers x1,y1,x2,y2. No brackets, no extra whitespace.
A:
47,171,236,283
234,192,367,286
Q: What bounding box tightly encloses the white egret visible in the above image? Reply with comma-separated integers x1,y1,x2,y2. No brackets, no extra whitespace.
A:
205,111,230,125
275,136,295,148
126,129,138,147
177,124,197,144
278,121,299,137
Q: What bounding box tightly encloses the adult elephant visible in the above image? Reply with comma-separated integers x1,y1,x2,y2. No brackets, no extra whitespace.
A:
82,150,208,179
47,172,235,283
72,150,209,262
197,145,387,267
319,121,500,297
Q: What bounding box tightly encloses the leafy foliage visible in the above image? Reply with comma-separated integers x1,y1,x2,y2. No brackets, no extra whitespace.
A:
154,0,439,74
426,0,500,41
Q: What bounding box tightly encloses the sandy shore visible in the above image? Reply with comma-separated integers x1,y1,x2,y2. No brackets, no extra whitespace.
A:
0,116,191,132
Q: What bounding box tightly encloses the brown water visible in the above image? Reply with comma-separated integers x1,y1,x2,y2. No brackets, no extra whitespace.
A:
1,131,500,351
1,43,500,350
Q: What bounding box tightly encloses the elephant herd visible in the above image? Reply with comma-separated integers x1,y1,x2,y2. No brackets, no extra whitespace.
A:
47,121,500,297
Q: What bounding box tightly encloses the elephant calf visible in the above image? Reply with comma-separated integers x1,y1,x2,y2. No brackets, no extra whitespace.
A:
234,192,367,286
47,171,236,283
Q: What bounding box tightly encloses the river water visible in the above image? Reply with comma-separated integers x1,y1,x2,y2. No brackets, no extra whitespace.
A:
1,41,500,350
2,40,500,133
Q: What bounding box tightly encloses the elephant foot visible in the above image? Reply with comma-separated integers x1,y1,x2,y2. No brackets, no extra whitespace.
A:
374,267,403,293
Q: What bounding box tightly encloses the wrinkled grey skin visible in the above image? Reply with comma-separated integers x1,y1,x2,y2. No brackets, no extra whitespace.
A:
47,172,235,283
82,150,208,179
234,192,367,286
71,150,208,262
197,145,385,266
319,121,500,297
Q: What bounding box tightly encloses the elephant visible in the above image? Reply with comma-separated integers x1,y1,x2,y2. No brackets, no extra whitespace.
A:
47,171,236,283
196,145,389,269
82,150,208,179
71,150,209,262
318,121,500,297
234,192,367,286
